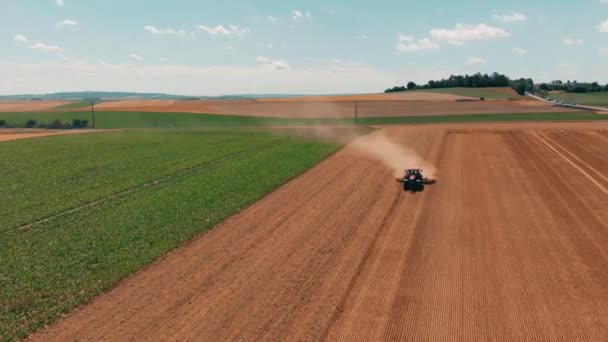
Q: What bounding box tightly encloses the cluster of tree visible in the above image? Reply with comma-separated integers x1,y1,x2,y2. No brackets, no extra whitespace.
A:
0,118,89,129
385,72,530,95
538,81,608,93
510,78,535,96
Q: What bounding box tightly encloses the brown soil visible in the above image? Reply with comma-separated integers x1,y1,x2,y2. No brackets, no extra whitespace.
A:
83,98,578,118
0,101,73,112
0,129,105,143
253,92,475,102
29,122,608,341
93,100,176,109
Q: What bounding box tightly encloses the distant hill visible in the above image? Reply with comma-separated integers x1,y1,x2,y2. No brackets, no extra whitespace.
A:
0,91,200,101
0,91,324,101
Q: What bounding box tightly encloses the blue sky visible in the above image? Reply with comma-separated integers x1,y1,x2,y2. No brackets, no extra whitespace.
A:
1,0,607,95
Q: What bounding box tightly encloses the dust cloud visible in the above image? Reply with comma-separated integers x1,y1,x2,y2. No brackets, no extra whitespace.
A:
349,133,437,179
266,98,436,179
282,124,437,179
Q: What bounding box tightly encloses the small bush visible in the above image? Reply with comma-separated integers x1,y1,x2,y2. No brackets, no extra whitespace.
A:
81,119,89,128
48,119,62,129
480,97,485,101
25,119,37,128
72,119,82,128
0,119,5,126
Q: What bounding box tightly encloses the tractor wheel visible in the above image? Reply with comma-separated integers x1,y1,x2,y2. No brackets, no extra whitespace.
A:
419,184,425,192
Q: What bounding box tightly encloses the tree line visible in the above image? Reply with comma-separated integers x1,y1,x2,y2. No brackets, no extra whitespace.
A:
538,80,608,94
384,72,534,95
0,118,89,129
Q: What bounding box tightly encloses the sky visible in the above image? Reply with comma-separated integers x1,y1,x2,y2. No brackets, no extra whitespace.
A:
1,0,608,95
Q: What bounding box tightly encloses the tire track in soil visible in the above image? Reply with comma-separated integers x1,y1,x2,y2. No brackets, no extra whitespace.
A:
536,131,608,188
532,132,608,195
324,128,446,341
503,131,608,339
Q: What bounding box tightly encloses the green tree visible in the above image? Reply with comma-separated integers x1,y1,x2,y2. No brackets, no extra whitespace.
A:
407,81,417,90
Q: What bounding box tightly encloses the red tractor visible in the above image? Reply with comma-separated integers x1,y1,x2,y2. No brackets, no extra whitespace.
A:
396,169,436,192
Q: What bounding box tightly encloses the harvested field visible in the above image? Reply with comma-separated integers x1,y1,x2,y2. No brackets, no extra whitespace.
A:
30,122,608,341
93,100,176,109
86,98,576,118
253,91,475,102
0,101,73,112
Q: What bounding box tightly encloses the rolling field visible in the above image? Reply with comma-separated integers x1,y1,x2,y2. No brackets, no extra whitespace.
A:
0,101,74,112
0,129,339,341
416,87,519,99
549,91,608,107
1,111,606,130
25,122,608,341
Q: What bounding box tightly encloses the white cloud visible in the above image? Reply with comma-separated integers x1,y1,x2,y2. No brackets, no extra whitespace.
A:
55,0,64,7
467,57,487,66
513,47,528,55
129,53,143,62
600,48,608,55
598,19,608,32
14,34,29,44
223,45,237,50
256,56,290,70
396,37,440,52
196,24,250,36
144,25,188,36
562,37,583,45
55,19,78,28
356,34,369,40
267,15,278,23
429,23,511,45
160,58,169,63
492,12,528,23
398,33,415,42
15,34,63,52
29,43,62,52
292,10,312,20
601,0,608,4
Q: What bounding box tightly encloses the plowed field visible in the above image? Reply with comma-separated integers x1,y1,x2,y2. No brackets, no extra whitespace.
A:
30,122,608,341
0,101,73,112
89,98,574,118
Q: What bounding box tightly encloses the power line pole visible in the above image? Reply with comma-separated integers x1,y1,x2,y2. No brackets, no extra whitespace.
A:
90,101,96,128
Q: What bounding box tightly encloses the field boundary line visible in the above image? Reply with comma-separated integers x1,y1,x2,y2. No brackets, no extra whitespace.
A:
3,143,278,235
537,132,608,185
532,132,608,196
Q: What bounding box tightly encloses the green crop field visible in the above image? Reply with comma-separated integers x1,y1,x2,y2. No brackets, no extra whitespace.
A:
1,110,605,130
549,92,608,107
416,87,519,99
0,129,340,341
0,111,310,129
